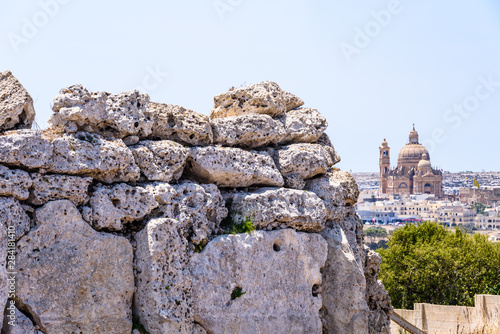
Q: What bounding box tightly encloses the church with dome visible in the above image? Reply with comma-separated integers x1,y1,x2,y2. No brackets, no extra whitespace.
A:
379,126,443,198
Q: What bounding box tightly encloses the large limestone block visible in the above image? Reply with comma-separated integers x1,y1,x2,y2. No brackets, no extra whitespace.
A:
273,143,329,185
191,229,328,334
49,132,140,183
283,90,304,111
305,169,359,221
87,183,158,231
15,200,134,333
0,71,35,132
145,181,227,245
50,85,152,138
134,218,195,334
29,173,92,206
339,207,366,265
0,130,53,169
0,197,30,241
320,224,369,334
210,81,286,119
278,107,327,144
131,140,188,182
147,102,213,146
211,114,285,148
224,187,327,232
0,165,32,200
187,146,284,187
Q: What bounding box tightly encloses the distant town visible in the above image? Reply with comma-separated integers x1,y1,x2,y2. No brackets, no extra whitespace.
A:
353,126,500,243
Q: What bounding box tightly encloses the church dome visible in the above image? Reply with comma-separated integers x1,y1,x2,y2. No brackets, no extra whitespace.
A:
418,153,431,170
397,126,430,165
381,138,388,147
398,144,430,165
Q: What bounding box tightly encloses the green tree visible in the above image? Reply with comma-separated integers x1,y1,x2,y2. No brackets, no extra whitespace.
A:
364,226,388,244
378,221,500,309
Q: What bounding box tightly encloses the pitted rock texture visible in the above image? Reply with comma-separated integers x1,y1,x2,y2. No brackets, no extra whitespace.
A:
147,102,213,146
211,114,285,148
278,107,327,144
49,132,140,183
305,169,359,222
210,81,286,119
191,229,328,334
87,183,158,231
134,218,194,334
0,71,35,132
0,130,53,169
15,200,134,334
320,223,369,334
131,140,188,182
187,146,284,187
365,249,392,334
317,133,341,166
283,90,304,111
0,197,30,241
0,165,32,200
50,85,152,138
29,173,92,206
224,187,327,232
145,181,227,245
273,143,329,182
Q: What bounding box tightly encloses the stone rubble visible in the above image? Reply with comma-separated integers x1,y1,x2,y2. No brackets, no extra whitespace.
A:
0,75,391,334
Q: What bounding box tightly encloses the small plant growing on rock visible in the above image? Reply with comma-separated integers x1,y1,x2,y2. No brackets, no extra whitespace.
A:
231,287,246,300
229,217,256,235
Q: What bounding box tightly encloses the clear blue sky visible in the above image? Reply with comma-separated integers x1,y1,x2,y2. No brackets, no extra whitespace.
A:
1,0,499,172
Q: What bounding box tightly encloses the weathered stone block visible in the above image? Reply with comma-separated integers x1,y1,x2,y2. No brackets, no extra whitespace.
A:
191,229,328,334
0,71,35,132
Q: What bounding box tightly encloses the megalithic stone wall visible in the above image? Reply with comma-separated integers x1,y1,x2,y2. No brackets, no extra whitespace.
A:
0,71,392,334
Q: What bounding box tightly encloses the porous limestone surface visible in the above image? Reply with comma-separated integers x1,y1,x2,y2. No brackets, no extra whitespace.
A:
211,113,285,148
224,187,327,232
50,84,152,138
0,130,53,169
147,102,213,146
145,181,227,245
320,223,369,334
191,229,328,334
29,173,92,206
305,169,360,221
49,132,140,183
134,218,194,334
15,200,134,334
210,81,287,119
273,143,329,181
0,196,30,241
87,183,158,231
131,140,188,182
0,71,35,132
278,107,327,144
0,165,32,200
283,90,304,111
317,133,341,167
187,146,284,187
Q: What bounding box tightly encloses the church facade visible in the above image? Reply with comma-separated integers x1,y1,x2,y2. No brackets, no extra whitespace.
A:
379,126,443,198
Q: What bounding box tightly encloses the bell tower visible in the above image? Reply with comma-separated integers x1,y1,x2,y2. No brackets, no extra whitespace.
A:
379,138,390,193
